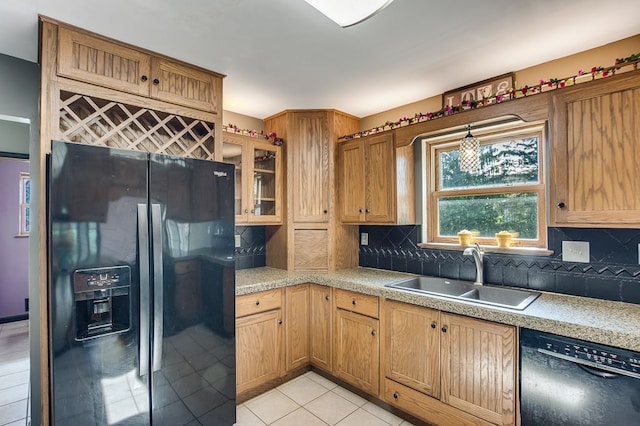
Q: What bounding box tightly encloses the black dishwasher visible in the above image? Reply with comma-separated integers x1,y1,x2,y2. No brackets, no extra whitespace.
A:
520,329,640,425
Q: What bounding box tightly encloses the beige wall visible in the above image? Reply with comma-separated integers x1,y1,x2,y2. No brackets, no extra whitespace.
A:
359,34,640,132
222,109,265,133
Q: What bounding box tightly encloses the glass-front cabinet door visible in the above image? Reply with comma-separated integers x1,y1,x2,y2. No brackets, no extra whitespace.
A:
250,141,281,223
222,133,282,224
222,138,246,223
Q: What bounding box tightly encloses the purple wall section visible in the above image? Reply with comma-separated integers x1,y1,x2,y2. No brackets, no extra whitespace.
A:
0,158,30,319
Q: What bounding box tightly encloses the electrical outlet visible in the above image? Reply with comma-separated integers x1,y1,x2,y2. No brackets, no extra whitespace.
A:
562,241,589,263
360,232,369,246
235,234,242,248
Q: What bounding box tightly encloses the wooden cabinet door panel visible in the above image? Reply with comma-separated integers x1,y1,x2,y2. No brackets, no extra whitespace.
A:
58,27,151,96
309,285,332,372
334,309,379,395
440,313,516,426
552,74,640,226
293,229,329,271
338,139,365,222
236,309,283,394
292,113,330,222
383,301,440,397
150,57,220,113
285,285,310,372
365,133,395,223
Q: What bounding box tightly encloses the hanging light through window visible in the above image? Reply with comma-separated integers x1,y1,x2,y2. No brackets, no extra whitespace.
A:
459,125,480,174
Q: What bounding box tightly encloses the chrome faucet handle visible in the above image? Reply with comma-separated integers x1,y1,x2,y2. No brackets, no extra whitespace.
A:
474,242,483,259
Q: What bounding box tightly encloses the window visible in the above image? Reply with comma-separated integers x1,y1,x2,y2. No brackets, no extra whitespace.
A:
424,122,546,248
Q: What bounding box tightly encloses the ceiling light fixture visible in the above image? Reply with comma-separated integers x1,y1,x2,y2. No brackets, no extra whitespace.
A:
304,0,394,28
459,125,480,174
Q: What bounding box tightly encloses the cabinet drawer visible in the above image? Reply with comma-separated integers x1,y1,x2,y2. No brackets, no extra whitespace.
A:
236,289,282,318
383,378,491,426
174,260,199,275
335,288,379,318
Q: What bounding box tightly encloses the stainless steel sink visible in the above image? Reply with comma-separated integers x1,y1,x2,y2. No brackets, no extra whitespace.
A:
385,276,472,297
459,286,540,310
386,276,540,310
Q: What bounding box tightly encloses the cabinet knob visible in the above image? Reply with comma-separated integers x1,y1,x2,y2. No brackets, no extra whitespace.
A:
153,78,160,85
141,75,148,82
431,321,437,329
365,209,370,213
255,300,260,306
323,210,328,214
557,202,566,209
278,319,283,325
371,330,376,336
325,295,330,301
393,392,399,400
352,300,357,305
251,209,255,214
244,209,249,213
359,209,363,213
441,325,448,333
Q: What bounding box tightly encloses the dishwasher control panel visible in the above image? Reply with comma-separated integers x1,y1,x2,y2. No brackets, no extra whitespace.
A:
539,334,640,375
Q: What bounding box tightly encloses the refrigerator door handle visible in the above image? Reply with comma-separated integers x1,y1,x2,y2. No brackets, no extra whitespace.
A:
151,203,164,372
137,204,150,377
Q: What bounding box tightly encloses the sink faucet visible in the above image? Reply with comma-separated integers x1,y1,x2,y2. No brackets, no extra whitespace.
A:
463,243,484,285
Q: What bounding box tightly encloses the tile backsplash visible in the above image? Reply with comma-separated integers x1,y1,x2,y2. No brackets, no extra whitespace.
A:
359,225,640,305
235,226,266,269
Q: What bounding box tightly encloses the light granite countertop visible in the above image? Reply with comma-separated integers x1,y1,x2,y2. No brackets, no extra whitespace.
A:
236,266,640,352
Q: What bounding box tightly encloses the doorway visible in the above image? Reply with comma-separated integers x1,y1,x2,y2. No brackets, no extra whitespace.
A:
0,117,31,426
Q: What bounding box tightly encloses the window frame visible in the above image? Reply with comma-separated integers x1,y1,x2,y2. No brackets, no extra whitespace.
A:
423,121,547,249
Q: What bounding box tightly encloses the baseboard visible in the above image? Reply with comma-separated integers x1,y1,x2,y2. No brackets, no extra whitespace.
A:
0,314,29,324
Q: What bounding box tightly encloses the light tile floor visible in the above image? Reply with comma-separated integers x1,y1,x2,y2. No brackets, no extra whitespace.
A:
0,320,413,426
237,372,414,426
0,320,30,426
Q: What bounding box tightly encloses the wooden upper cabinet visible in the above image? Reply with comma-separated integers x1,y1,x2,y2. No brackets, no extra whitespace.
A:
440,313,516,426
57,26,222,114
337,139,366,223
57,27,151,96
338,132,414,224
292,112,330,223
365,133,396,223
222,133,282,225
150,57,220,113
551,71,640,227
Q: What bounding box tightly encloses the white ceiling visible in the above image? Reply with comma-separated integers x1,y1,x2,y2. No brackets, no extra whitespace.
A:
1,0,639,119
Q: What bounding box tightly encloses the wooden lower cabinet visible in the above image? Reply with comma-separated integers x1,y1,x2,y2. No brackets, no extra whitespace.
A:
285,284,310,372
383,300,440,397
309,284,333,372
237,288,517,426
333,308,379,396
440,313,516,426
236,290,284,396
236,309,283,395
382,301,516,426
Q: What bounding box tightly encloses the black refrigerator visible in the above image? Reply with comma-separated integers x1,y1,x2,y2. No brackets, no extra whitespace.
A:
48,141,236,425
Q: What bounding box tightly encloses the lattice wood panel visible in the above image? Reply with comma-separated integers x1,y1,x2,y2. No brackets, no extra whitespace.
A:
59,91,215,160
